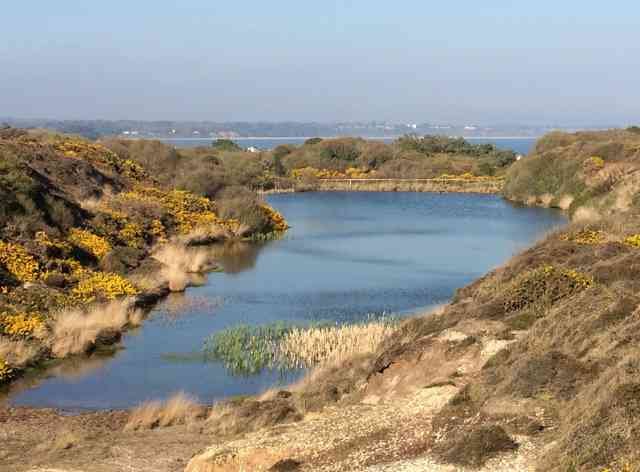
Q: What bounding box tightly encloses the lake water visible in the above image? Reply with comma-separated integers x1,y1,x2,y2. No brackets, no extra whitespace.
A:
165,137,537,156
7,192,564,410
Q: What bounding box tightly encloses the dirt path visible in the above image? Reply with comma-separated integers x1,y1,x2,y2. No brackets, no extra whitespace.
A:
186,384,538,472
0,406,212,472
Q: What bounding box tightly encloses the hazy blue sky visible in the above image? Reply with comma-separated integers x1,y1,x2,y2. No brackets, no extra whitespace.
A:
2,1,639,124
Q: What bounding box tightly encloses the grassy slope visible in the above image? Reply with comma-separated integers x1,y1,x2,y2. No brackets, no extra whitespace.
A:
504,129,640,218
370,130,640,470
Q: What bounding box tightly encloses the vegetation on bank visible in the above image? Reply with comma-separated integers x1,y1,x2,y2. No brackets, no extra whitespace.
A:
0,128,288,385
203,316,398,375
503,128,640,217
96,134,515,197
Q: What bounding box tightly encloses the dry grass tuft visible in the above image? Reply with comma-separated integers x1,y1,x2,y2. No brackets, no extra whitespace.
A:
50,299,143,357
152,243,212,273
279,320,398,368
0,337,41,368
153,243,218,292
125,392,204,430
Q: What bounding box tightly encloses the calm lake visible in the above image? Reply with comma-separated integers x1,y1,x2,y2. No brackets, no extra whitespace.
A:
8,192,565,410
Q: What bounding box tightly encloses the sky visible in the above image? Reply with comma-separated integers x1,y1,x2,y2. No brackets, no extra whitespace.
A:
1,1,639,125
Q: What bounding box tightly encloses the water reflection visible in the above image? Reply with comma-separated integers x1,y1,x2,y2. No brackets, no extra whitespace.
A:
211,241,270,274
2,351,120,406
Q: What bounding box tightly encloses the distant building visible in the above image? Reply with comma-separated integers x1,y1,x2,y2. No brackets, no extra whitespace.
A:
246,146,260,153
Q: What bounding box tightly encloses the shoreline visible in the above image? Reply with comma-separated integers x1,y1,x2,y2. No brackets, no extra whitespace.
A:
261,178,504,195
141,135,540,142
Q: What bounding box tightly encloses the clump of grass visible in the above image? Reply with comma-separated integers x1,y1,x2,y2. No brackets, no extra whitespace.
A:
50,299,142,357
125,392,204,430
0,337,41,369
203,321,292,375
279,318,398,368
435,424,518,467
203,315,398,375
152,243,211,273
152,243,217,292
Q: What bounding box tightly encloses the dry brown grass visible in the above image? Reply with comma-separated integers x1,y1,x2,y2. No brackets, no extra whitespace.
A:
207,395,302,437
278,320,398,368
0,337,41,368
152,243,218,292
50,299,143,357
180,225,230,245
125,392,205,430
152,243,211,273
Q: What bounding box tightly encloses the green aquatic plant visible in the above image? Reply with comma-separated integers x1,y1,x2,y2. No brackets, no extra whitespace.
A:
203,321,294,375
203,315,398,375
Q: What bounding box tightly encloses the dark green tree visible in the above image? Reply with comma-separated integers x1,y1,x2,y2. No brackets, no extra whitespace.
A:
212,139,242,152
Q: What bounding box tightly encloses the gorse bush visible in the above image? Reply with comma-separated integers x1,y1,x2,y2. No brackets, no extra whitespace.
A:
0,357,12,383
504,265,593,313
0,240,40,283
71,272,139,303
560,230,606,245
623,234,640,248
68,228,111,259
0,312,45,338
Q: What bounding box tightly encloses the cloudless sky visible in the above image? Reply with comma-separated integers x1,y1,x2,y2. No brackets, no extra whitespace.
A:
1,1,639,124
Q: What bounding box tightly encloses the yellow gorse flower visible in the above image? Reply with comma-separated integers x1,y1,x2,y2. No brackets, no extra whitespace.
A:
0,312,45,337
120,187,219,234
560,230,606,245
624,234,640,248
119,222,145,248
35,231,73,253
260,204,289,232
0,358,13,382
587,155,605,169
55,139,147,181
505,264,593,313
71,272,139,303
68,228,111,259
0,240,40,283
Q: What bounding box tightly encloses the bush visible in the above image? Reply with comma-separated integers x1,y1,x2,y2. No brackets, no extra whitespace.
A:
627,126,640,134
216,186,270,233
212,139,242,152
319,138,362,162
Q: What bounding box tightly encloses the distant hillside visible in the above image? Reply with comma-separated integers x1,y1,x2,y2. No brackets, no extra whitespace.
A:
2,118,560,140
504,128,640,219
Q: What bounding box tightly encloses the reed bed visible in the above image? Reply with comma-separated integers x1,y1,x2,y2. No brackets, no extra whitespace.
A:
203,315,397,375
279,320,397,368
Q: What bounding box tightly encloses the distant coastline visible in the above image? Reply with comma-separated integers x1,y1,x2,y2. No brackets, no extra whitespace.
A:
154,136,539,141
